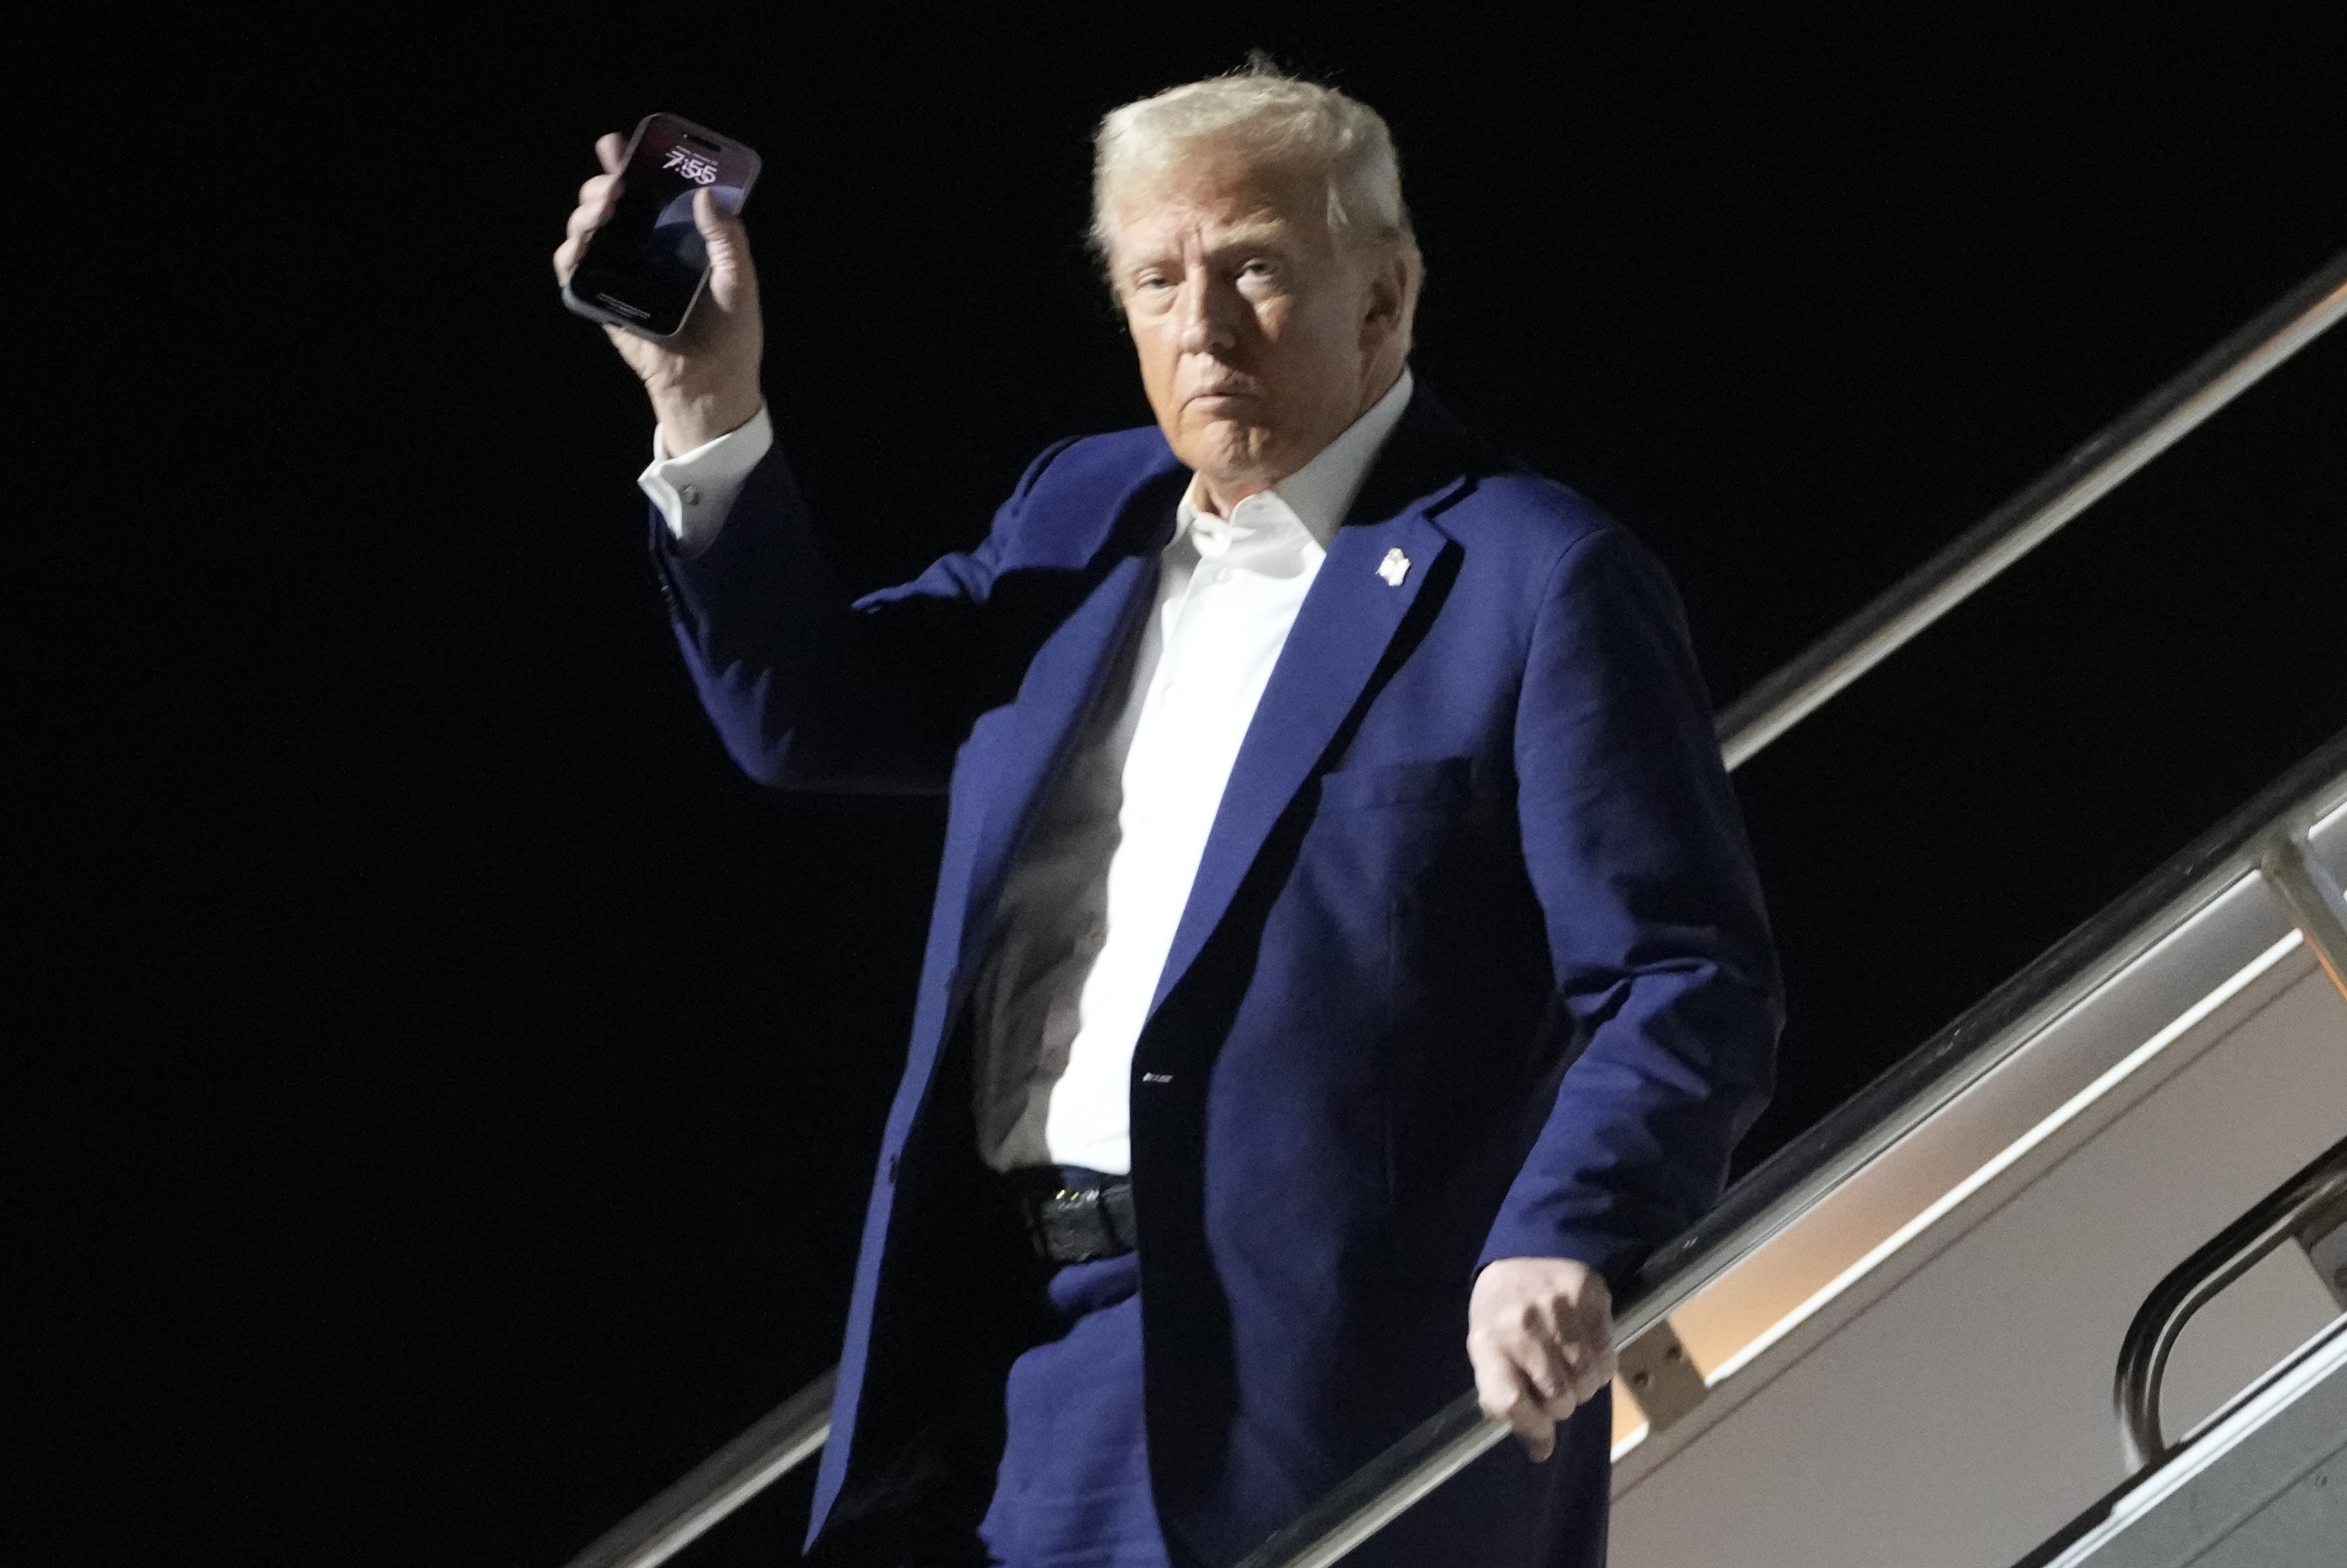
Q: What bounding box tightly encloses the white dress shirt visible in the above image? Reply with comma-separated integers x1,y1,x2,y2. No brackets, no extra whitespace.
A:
641,372,1417,1174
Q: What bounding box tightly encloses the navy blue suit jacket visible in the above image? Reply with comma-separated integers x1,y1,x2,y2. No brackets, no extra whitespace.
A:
651,388,1781,1567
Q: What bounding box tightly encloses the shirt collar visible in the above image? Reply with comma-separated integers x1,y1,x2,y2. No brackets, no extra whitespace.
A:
1176,367,1415,554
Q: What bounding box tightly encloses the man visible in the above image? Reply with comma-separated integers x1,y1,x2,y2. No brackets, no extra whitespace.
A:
554,66,1778,1568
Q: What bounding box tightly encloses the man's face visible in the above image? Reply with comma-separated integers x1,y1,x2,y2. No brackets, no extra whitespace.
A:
1107,147,1407,508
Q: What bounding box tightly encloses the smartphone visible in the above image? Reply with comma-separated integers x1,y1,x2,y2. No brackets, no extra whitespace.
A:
562,114,761,339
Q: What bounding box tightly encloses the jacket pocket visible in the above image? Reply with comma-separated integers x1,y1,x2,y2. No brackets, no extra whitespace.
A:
1315,755,1473,813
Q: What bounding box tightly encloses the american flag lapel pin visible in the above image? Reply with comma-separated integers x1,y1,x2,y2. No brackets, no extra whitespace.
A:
1377,547,1410,586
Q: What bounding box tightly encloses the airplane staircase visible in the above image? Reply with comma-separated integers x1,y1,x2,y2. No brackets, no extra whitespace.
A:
560,247,2347,1568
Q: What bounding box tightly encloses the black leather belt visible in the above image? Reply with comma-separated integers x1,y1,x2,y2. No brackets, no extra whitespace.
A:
1015,1171,1138,1264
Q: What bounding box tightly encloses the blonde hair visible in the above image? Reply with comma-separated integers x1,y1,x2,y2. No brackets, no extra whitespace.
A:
1090,57,1415,262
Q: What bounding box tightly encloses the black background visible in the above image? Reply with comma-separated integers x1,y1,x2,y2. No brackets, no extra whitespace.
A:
23,6,2346,1567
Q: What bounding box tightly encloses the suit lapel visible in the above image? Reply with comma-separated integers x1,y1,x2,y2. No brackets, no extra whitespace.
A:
1146,395,1485,1017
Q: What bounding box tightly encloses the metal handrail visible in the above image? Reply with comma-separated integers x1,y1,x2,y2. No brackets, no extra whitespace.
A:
1238,754,2347,1568
2113,1135,2347,1469
1716,245,2347,770
564,1367,835,1568
558,732,2347,1568
1234,241,2347,1568
1634,749,2345,1299
560,242,2347,1568
2009,1314,2347,1568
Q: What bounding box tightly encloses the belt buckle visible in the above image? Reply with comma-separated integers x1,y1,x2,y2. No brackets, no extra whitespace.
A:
1019,1176,1135,1264
1028,1185,1097,1263
1055,1186,1108,1263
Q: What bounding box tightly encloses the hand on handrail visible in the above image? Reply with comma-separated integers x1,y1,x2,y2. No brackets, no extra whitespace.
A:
1467,1257,1616,1463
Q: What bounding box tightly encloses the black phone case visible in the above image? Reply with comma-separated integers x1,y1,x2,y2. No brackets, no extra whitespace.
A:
561,113,760,341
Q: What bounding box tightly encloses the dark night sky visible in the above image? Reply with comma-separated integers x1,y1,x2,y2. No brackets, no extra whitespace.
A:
22,7,2347,1567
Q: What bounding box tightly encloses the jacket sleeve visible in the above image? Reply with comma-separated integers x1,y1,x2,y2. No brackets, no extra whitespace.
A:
1478,525,1784,1287
649,437,1077,794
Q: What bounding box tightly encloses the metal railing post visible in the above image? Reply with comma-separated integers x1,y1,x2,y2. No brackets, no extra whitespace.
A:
2259,832,2347,1003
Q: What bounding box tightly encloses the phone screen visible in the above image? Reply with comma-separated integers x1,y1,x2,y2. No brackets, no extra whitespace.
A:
567,115,760,338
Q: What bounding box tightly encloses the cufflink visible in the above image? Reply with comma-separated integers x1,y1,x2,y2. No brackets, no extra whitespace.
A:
1377,547,1410,586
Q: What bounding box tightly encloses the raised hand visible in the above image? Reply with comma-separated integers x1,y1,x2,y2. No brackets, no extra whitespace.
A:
554,132,765,452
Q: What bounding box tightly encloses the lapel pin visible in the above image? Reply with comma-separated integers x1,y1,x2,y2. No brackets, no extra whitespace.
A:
1377,547,1411,587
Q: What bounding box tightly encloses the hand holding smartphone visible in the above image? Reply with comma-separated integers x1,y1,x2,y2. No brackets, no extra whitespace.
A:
554,117,766,452
562,114,762,339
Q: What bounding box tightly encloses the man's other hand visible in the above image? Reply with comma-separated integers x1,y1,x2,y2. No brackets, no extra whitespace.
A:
552,133,765,453
1467,1256,1616,1461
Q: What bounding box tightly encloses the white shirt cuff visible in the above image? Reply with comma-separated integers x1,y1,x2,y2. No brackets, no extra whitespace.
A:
636,405,775,553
